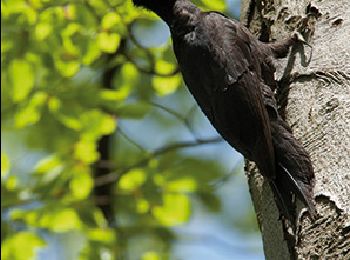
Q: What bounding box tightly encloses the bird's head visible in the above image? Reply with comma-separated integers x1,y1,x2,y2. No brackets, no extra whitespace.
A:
132,0,176,21
132,0,175,9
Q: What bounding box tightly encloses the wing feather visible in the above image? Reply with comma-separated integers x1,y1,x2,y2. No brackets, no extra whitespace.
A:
202,12,276,178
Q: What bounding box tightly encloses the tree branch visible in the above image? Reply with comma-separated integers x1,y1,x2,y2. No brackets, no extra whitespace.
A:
94,136,223,186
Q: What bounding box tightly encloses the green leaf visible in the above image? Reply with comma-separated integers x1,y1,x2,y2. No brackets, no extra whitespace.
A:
34,155,62,174
54,58,80,77
1,153,10,178
82,40,101,65
153,173,165,186
55,103,83,130
70,165,93,200
74,137,99,163
88,228,115,242
103,63,138,101
39,208,82,232
9,59,35,102
11,208,83,232
99,89,127,102
47,96,61,112
153,75,182,96
1,1,27,17
142,252,160,260
99,63,140,103
98,32,121,53
118,168,146,193
136,199,150,214
61,23,81,55
101,13,121,30
201,0,226,11
153,193,190,226
154,60,176,74
14,92,47,128
1,232,45,260
35,23,52,41
165,178,197,193
80,110,117,137
113,102,151,119
5,175,17,190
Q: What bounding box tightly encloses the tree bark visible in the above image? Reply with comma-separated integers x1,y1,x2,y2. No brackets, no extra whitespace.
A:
241,0,350,259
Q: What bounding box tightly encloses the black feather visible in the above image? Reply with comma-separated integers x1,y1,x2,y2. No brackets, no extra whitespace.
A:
132,0,316,219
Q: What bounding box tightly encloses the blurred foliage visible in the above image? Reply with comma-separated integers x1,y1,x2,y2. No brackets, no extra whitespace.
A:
1,0,258,259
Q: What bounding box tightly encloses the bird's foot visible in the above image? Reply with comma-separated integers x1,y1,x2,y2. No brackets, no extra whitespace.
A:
292,31,312,48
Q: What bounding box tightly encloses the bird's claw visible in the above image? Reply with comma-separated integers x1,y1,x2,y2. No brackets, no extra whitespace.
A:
292,32,312,48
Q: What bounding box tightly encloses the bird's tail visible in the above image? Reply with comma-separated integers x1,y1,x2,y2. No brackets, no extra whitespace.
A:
270,163,316,222
270,118,316,219
277,162,316,216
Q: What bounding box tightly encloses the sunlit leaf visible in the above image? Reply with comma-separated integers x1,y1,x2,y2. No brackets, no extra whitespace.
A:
155,60,176,74
39,208,82,232
93,210,108,227
63,4,76,20
1,0,27,17
1,232,45,260
136,199,150,214
142,252,160,260
55,58,80,77
153,75,182,96
35,23,52,41
102,13,121,30
106,63,139,101
14,92,47,128
82,40,101,65
6,175,17,190
80,110,117,137
1,152,10,178
9,59,35,102
70,166,93,200
56,107,82,130
99,89,126,102
61,23,81,54
201,0,226,11
165,178,197,193
118,168,146,192
121,63,138,80
153,173,165,186
47,96,61,112
74,137,99,163
35,155,62,174
153,193,190,226
88,228,115,242
84,0,108,14
98,32,121,53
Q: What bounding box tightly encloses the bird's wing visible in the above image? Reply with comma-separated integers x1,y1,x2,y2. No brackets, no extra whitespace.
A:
201,12,276,178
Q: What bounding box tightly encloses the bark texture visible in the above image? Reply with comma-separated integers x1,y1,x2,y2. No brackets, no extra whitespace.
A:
241,0,350,259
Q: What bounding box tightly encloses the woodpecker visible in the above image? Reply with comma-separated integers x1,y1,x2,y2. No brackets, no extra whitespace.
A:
132,0,316,220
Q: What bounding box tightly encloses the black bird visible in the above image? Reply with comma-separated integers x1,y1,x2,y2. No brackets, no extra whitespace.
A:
132,0,315,219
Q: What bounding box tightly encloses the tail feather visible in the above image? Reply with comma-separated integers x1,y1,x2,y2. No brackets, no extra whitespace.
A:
268,179,295,221
270,118,316,219
276,163,316,218
259,61,316,219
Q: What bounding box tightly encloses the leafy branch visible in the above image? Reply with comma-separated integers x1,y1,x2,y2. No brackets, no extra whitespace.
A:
94,136,223,186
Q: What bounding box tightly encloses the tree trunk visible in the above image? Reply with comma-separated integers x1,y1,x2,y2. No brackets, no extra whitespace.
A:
240,0,350,259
